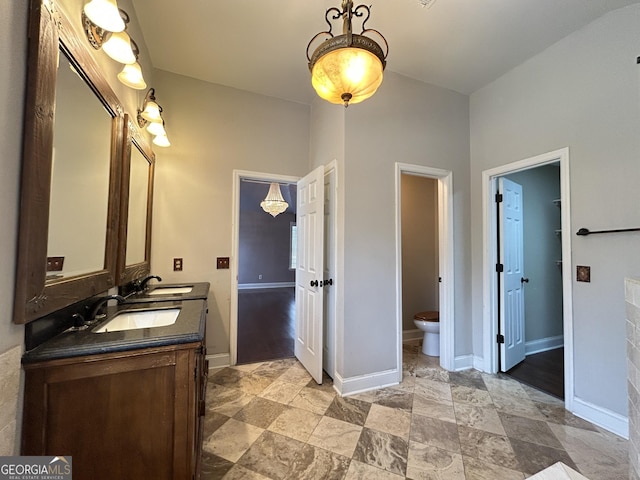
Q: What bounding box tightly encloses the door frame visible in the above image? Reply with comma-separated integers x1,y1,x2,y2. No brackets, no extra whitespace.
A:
395,163,455,373
230,169,300,366
481,147,574,409
323,160,338,380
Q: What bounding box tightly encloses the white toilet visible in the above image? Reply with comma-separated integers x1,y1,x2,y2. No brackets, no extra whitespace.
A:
413,311,440,356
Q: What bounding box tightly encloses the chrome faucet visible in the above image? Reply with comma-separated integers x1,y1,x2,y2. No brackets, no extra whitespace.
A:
137,275,162,291
86,294,125,322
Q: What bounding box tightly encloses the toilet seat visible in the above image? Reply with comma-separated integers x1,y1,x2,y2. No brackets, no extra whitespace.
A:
414,311,439,322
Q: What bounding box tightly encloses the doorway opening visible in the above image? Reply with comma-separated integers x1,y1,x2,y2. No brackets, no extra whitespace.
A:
231,171,300,366
395,163,455,375
400,174,440,353
482,148,574,407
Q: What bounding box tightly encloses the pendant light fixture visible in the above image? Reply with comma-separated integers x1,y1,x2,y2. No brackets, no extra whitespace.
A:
260,183,289,217
306,0,388,107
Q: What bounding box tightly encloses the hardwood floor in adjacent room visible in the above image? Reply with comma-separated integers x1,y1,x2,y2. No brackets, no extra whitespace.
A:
237,287,295,365
506,348,564,399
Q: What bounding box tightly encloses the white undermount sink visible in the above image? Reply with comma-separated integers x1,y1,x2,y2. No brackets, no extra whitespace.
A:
147,286,193,295
94,308,181,333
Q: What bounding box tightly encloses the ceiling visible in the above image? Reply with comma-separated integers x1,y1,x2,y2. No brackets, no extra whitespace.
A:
130,0,639,104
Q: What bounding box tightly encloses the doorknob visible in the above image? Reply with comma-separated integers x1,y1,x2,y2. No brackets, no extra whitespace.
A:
310,280,318,287
322,279,333,287
521,277,529,283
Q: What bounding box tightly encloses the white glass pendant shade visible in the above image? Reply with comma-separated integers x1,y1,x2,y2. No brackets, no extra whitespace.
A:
260,183,289,217
311,46,383,106
140,100,162,123
117,62,146,89
153,134,170,147
83,0,125,32
146,120,166,136
102,31,136,64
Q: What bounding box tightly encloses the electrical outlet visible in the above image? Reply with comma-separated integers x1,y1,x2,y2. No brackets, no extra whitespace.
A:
217,257,230,269
173,258,183,271
258,274,263,280
46,256,64,272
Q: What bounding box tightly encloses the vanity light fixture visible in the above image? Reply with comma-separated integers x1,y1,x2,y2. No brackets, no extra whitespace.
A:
306,0,388,107
137,88,171,148
82,4,147,89
260,183,289,217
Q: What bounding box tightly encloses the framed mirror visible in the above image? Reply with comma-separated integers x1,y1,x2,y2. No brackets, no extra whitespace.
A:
13,0,124,324
117,119,155,285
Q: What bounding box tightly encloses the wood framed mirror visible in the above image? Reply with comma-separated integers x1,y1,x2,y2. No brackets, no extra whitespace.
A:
13,0,124,324
117,118,155,285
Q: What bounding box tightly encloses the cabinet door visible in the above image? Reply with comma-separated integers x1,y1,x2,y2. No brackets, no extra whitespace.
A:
23,348,197,480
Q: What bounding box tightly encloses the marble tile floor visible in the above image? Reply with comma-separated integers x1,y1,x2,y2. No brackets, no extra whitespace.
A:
201,345,628,479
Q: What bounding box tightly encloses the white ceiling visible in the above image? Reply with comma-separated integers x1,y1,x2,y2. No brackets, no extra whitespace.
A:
130,0,639,104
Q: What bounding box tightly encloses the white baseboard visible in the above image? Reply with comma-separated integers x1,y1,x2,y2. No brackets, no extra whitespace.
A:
238,282,295,290
403,328,423,343
453,355,473,371
525,335,564,356
572,396,629,439
334,369,400,397
207,353,230,369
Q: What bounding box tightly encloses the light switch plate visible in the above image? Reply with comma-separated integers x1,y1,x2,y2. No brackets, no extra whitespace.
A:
577,265,590,282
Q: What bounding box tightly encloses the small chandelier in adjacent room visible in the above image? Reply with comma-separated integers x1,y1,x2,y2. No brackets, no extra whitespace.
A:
260,183,289,217
306,0,389,107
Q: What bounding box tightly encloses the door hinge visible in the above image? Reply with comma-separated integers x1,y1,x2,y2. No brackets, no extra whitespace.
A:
497,334,505,344
495,192,503,203
496,263,504,273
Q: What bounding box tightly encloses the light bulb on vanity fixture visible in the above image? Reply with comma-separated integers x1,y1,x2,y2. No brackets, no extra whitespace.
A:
83,0,125,33
117,62,147,90
102,30,137,64
137,88,171,148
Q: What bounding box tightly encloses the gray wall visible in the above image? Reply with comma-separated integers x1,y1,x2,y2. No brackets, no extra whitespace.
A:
238,210,296,285
149,71,310,354
470,5,640,416
341,72,471,378
0,0,28,454
401,175,439,332
505,166,562,344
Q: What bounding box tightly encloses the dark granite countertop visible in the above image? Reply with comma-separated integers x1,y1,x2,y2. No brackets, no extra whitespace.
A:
22,299,206,364
124,282,210,303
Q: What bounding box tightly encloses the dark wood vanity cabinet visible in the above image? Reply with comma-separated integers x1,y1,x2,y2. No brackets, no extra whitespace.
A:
22,341,207,480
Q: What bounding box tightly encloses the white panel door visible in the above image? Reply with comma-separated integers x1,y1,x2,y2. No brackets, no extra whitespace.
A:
295,166,325,384
499,177,526,371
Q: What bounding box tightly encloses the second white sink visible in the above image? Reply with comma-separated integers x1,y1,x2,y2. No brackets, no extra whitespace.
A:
94,308,180,333
147,286,193,295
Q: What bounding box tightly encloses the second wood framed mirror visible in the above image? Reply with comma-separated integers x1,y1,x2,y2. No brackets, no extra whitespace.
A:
117,118,155,285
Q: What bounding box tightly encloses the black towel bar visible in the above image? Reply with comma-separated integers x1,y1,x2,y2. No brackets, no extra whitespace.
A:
576,227,640,236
